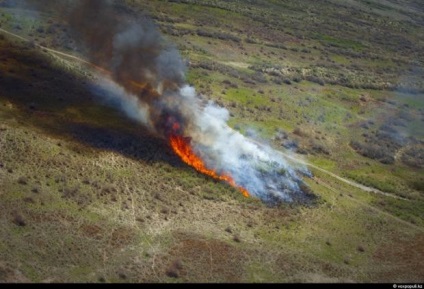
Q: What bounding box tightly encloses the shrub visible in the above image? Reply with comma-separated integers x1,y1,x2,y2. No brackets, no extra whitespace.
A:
310,141,330,155
12,212,26,226
17,176,28,185
293,127,306,137
357,245,365,253
349,141,394,164
245,37,256,44
401,146,424,168
165,259,183,278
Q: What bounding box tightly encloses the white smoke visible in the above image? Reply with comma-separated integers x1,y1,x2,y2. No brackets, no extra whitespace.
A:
25,0,314,204
90,77,152,128
178,86,310,203
91,78,312,203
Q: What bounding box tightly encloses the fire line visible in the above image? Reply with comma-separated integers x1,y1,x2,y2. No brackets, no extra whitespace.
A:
0,27,251,198
169,134,250,198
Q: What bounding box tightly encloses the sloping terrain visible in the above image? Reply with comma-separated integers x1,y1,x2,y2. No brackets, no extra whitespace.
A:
0,0,423,283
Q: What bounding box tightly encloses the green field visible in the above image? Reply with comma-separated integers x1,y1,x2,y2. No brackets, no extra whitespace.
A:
0,0,423,283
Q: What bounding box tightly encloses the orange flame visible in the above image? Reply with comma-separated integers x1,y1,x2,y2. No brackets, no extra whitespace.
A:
169,134,249,198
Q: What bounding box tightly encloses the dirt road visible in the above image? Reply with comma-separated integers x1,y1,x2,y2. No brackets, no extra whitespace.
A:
0,27,406,201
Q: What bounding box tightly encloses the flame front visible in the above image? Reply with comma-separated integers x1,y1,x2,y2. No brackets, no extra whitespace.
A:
169,134,250,198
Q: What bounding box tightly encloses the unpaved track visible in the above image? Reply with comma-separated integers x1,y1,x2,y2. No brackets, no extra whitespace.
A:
0,27,409,201
0,27,110,74
278,150,407,200
317,174,424,232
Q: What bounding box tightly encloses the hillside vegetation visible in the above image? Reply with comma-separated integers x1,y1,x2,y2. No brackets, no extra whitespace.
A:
0,0,423,283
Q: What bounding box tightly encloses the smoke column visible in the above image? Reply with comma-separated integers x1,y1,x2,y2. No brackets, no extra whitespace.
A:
31,0,314,203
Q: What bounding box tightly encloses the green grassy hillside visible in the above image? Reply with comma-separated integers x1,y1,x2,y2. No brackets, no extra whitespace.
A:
0,0,423,283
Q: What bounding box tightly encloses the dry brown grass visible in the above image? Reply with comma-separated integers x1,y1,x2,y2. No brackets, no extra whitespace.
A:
372,233,424,282
0,1,423,283
0,262,30,283
163,232,247,282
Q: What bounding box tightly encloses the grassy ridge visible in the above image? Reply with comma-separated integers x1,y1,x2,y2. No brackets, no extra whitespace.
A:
0,0,423,283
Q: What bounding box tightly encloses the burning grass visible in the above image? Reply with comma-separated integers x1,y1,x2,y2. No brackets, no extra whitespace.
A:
169,133,249,198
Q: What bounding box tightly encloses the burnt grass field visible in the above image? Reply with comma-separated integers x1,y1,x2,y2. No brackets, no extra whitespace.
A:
0,0,423,283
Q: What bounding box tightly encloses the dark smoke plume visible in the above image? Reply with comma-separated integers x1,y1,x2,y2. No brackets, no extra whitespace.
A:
27,0,313,204
27,0,188,135
66,0,186,92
